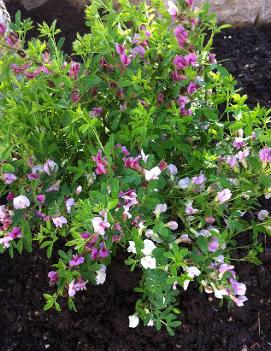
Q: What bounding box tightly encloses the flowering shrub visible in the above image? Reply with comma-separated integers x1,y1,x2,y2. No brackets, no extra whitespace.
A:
0,0,271,335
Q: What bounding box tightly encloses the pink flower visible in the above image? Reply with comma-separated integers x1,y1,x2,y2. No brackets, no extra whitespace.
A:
52,216,67,228
66,198,75,214
205,216,215,224
68,278,87,297
37,194,46,204
230,295,248,307
131,45,145,58
120,54,131,66
187,81,198,95
153,203,167,216
71,90,80,103
123,156,142,172
68,61,80,79
10,63,31,74
6,192,14,201
92,151,108,175
259,147,271,163
3,173,17,185
173,25,188,48
216,189,232,203
0,236,13,248
115,44,126,55
46,181,61,192
76,185,82,194
167,1,179,16
185,0,194,6
185,201,198,215
48,271,58,286
236,149,250,161
69,254,85,267
218,263,234,276
6,32,19,48
9,227,22,239
43,159,58,175
13,195,30,209
92,216,110,236
208,53,217,64
166,221,178,230
208,237,219,252
0,23,6,36
171,71,187,81
173,55,188,69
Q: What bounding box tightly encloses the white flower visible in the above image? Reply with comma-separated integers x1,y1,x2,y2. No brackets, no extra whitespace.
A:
144,167,161,181
129,315,139,328
13,195,30,209
92,216,110,236
141,256,156,269
76,185,82,194
145,229,154,238
66,198,75,214
178,177,190,189
43,159,58,176
147,319,154,327
52,216,67,228
183,279,190,291
167,164,178,176
258,210,269,221
127,241,137,254
186,266,201,278
141,149,149,163
95,265,106,285
141,239,156,256
153,203,167,217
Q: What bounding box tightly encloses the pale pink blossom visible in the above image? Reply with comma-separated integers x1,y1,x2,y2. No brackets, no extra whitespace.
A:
13,195,30,209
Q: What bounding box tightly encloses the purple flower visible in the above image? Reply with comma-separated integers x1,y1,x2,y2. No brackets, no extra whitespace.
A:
205,216,215,224
185,0,194,6
99,242,110,259
3,173,17,185
171,70,187,81
216,189,232,204
218,263,234,276
43,159,58,176
173,55,188,69
167,164,178,176
46,181,61,192
191,173,205,185
69,254,85,267
27,172,40,180
236,149,250,161
185,201,198,215
37,194,46,204
90,248,99,260
13,195,30,209
174,25,188,48
186,53,197,66
131,45,145,58
229,278,246,296
177,95,189,108
259,147,271,163
66,198,75,214
208,237,219,252
52,216,67,228
232,137,245,149
123,156,142,172
89,107,103,117
187,81,198,95
226,155,237,168
92,216,110,236
6,32,19,48
36,211,50,222
48,271,58,286
231,295,248,307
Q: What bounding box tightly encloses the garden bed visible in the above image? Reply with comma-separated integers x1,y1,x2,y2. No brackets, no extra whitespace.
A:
1,1,271,350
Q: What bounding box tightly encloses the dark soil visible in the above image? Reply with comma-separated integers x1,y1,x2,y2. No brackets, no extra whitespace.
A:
2,1,271,350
